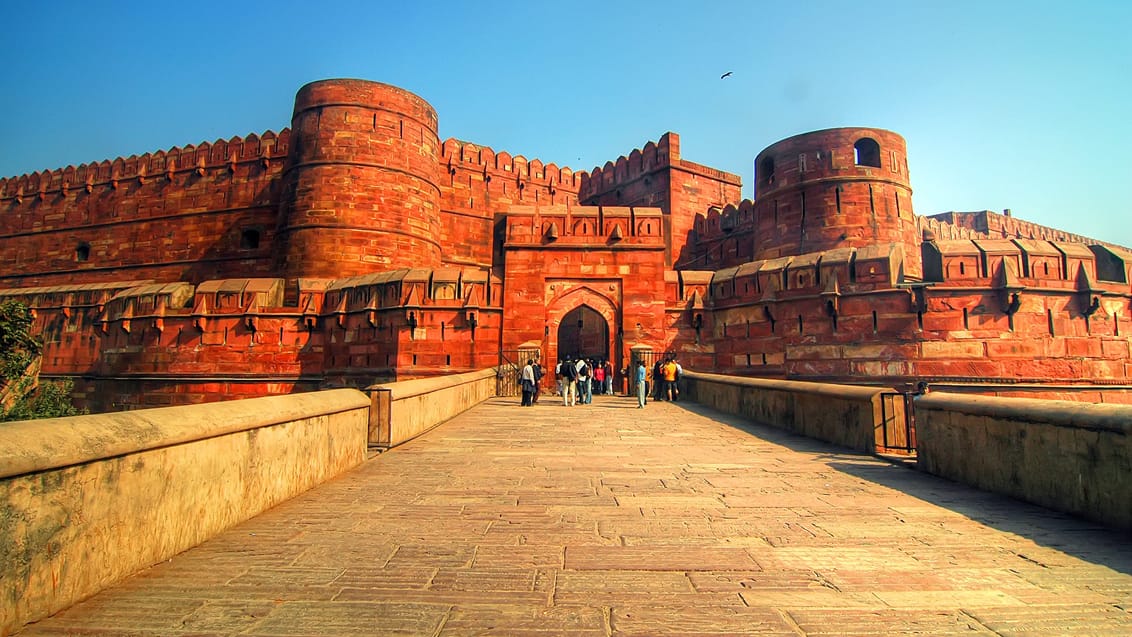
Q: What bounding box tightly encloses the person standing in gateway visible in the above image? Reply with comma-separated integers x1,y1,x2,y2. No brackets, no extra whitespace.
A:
661,357,678,401
520,359,536,406
561,357,578,406
635,360,647,408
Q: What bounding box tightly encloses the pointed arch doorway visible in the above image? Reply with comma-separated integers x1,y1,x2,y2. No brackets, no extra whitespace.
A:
557,305,609,363
545,285,622,393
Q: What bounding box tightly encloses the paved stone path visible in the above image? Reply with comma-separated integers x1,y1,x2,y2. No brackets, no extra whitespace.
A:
19,396,1132,635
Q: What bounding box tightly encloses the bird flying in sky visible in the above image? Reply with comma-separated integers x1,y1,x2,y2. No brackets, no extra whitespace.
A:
720,71,733,79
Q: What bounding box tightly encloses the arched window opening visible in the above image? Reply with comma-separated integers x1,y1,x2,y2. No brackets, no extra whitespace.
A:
75,243,90,262
853,137,881,167
759,156,775,186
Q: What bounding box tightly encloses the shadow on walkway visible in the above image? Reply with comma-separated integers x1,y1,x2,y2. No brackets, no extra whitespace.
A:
669,398,1132,578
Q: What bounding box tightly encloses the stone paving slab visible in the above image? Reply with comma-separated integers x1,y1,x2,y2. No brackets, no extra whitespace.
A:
17,396,1132,635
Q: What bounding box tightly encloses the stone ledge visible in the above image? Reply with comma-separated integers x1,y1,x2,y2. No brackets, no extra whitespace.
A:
0,388,369,479
917,392,1132,435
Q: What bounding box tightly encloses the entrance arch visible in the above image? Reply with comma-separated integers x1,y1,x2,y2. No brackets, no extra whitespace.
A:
558,305,608,362
544,285,622,388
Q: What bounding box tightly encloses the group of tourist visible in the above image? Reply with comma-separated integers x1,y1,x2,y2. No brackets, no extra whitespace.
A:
653,356,682,402
521,354,684,409
551,357,614,406
633,356,682,408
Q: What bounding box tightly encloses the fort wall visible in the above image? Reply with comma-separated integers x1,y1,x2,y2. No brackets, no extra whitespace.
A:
2,79,1130,408
1,264,499,411
928,209,1109,246
578,133,742,267
705,236,1132,399
0,131,289,288
437,138,583,269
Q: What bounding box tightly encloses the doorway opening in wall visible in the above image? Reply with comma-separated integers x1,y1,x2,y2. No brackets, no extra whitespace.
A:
557,305,609,364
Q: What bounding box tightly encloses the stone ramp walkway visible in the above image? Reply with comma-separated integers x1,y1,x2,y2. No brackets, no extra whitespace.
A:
19,396,1132,636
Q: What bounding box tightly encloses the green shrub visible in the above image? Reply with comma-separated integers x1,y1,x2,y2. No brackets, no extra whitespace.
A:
2,379,83,421
0,299,40,382
0,300,83,421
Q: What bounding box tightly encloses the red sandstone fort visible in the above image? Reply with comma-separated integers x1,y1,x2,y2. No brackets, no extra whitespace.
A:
2,78,1130,411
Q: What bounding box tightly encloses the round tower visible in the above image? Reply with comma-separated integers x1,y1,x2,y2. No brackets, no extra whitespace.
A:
277,79,442,279
752,127,918,262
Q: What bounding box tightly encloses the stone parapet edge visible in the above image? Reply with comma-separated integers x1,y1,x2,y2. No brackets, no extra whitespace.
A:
0,388,369,479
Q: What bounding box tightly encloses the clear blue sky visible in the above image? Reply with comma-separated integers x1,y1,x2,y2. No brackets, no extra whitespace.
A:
2,1,1129,246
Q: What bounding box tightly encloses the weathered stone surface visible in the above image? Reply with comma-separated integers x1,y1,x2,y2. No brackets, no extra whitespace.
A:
17,397,1132,635
0,389,370,637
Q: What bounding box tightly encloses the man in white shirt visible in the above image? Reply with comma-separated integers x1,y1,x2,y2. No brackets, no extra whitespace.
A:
520,359,535,406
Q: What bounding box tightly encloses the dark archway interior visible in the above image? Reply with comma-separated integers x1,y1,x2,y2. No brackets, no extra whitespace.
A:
557,305,609,363
853,137,881,167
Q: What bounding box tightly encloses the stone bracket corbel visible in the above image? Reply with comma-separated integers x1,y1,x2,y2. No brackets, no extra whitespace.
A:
1082,293,1102,317
821,278,841,318
1002,290,1023,316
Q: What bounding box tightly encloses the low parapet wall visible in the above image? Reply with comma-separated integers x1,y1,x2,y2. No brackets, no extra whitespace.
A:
682,371,888,452
0,389,370,637
366,368,498,448
915,393,1132,531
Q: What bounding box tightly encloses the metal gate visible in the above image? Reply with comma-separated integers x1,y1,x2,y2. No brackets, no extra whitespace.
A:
497,346,542,397
627,350,671,400
878,391,917,455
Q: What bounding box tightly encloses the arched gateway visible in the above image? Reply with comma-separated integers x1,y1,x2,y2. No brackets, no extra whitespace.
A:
544,286,621,388
558,305,608,362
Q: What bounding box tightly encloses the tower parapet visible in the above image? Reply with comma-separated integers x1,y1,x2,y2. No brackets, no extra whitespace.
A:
578,133,742,268
753,128,919,278
277,79,442,279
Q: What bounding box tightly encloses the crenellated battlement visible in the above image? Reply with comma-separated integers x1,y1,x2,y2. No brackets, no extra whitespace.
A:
0,130,290,201
694,200,757,240
440,138,582,192
926,210,1111,248
577,133,677,200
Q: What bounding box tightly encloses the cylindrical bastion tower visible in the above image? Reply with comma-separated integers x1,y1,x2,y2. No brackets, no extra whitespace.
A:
752,127,918,264
278,79,442,279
